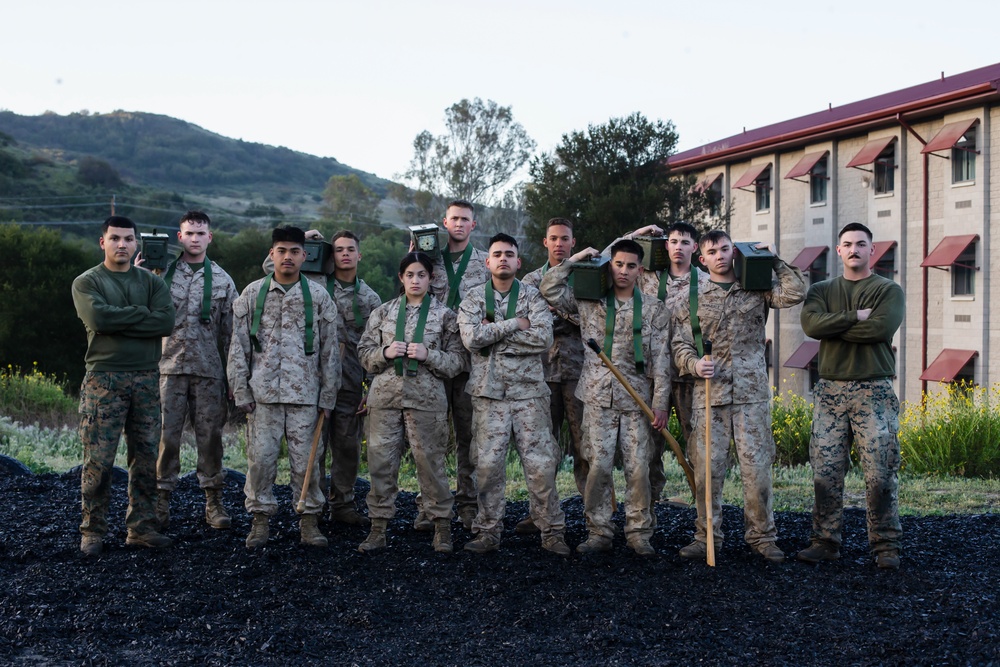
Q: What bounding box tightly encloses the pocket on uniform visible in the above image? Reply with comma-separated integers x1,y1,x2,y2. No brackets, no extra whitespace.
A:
78,372,112,415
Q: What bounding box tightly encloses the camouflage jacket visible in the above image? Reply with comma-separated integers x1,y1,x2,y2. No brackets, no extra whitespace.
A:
672,259,806,406
429,245,490,311
636,268,710,384
228,276,342,409
522,265,584,383
358,295,465,411
539,261,671,413
328,277,382,400
458,280,553,401
159,259,237,380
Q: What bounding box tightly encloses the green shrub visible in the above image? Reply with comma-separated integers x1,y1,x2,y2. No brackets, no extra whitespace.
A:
0,362,77,428
771,385,813,466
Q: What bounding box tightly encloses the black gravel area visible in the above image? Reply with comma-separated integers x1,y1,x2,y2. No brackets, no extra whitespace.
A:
0,461,997,666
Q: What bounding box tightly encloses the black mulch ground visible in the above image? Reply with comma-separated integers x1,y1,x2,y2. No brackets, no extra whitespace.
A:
0,464,997,666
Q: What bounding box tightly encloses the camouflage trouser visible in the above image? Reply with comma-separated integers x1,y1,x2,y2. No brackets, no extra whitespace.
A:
320,389,364,513
689,400,777,549
810,378,902,553
366,408,453,521
548,380,587,497
78,370,161,538
244,403,325,516
581,405,652,540
445,372,476,512
471,396,566,539
649,381,695,501
156,374,227,492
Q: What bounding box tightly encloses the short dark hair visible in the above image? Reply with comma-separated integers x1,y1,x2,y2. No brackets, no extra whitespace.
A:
179,210,211,227
666,221,699,242
102,215,137,234
838,222,873,242
331,230,360,247
547,217,574,231
699,229,732,251
610,238,644,262
398,251,434,277
489,232,518,251
271,225,306,246
446,199,475,217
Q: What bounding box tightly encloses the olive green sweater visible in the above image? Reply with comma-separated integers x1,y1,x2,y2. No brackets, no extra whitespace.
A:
800,274,904,380
72,264,176,372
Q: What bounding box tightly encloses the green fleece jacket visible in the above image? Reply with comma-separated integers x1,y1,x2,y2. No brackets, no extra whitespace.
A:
800,273,904,381
72,264,176,372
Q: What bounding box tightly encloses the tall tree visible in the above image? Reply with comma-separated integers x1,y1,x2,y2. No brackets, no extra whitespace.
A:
524,112,715,251
321,174,381,225
403,98,536,205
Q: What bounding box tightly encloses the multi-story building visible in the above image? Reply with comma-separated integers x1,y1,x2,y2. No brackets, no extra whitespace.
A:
668,62,1000,404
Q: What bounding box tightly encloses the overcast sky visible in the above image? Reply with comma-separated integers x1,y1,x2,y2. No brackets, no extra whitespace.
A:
3,0,997,185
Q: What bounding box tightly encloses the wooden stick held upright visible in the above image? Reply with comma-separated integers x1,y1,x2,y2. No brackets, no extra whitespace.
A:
703,339,715,567
296,411,327,514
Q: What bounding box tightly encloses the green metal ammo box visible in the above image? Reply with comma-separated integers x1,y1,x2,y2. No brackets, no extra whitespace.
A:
733,242,775,291
409,224,443,260
571,256,610,300
634,235,670,271
140,233,171,271
302,240,333,274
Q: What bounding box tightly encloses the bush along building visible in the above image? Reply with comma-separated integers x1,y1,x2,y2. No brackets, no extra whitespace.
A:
668,62,1000,404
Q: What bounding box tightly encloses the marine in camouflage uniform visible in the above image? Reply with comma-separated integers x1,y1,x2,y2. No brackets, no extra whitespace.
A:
672,234,805,561
72,216,177,555
458,250,568,555
228,263,342,524
426,201,490,528
522,264,587,496
540,257,671,553
156,248,238,528
798,223,905,569
357,293,466,531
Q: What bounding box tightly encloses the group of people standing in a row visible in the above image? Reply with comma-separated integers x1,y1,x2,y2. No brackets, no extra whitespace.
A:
71,199,905,569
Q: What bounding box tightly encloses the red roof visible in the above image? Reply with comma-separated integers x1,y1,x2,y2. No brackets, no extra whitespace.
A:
790,246,829,272
920,349,977,383
669,62,1000,170
871,240,897,264
846,137,896,168
921,118,979,153
732,163,771,189
921,234,978,268
784,341,820,369
784,151,828,180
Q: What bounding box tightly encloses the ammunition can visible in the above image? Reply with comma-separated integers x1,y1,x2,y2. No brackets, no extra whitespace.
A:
302,240,333,274
733,242,775,290
140,233,171,271
634,235,670,271
572,256,610,300
409,224,443,260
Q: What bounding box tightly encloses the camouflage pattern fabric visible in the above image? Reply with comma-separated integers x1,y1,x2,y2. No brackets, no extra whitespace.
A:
429,245,490,314
243,403,326,516
330,278,382,403
650,381,696,500
156,374,227,491
548,379,587,497
365,407,454,520
687,401,777,548
809,378,902,553
470,396,565,539
78,370,161,537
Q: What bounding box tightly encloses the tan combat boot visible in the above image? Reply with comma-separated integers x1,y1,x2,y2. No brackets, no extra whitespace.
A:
246,513,269,549
432,518,453,553
204,489,231,529
299,514,329,548
358,518,388,553
155,490,171,530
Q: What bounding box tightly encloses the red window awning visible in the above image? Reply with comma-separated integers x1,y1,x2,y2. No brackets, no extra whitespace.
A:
921,119,978,154
846,136,896,168
790,246,828,272
732,163,771,189
784,151,829,180
695,172,723,193
871,240,897,264
784,341,820,369
919,349,978,383
920,234,978,268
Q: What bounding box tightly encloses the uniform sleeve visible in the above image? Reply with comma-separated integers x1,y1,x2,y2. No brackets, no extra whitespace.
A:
219,274,237,368
538,261,579,316
358,304,390,375
429,255,449,303
505,289,554,353
120,274,176,337
671,305,700,378
800,282,857,339
649,301,672,412
227,291,255,406
457,292,520,354
765,259,807,309
317,291,342,410
841,282,904,344
425,308,466,379
72,273,151,333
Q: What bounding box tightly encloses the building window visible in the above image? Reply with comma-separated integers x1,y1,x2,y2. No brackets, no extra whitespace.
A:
708,178,723,217
874,247,895,279
952,243,976,297
952,127,976,183
874,143,895,194
755,167,771,211
810,156,828,204
808,253,827,285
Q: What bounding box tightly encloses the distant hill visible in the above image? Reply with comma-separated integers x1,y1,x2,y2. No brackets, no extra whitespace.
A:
0,110,390,197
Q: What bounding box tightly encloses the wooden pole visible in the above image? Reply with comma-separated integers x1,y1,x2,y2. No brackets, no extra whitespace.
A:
703,340,715,567
296,411,327,514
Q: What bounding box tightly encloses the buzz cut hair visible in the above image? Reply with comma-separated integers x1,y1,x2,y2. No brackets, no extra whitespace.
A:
271,225,306,246
331,230,361,246
699,229,732,251
102,215,137,234
547,217,574,231
610,238,644,262
838,222,873,242
446,199,475,217
179,210,211,227
489,232,519,251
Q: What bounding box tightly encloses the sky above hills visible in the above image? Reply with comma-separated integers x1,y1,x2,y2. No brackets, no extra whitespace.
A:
3,0,997,186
